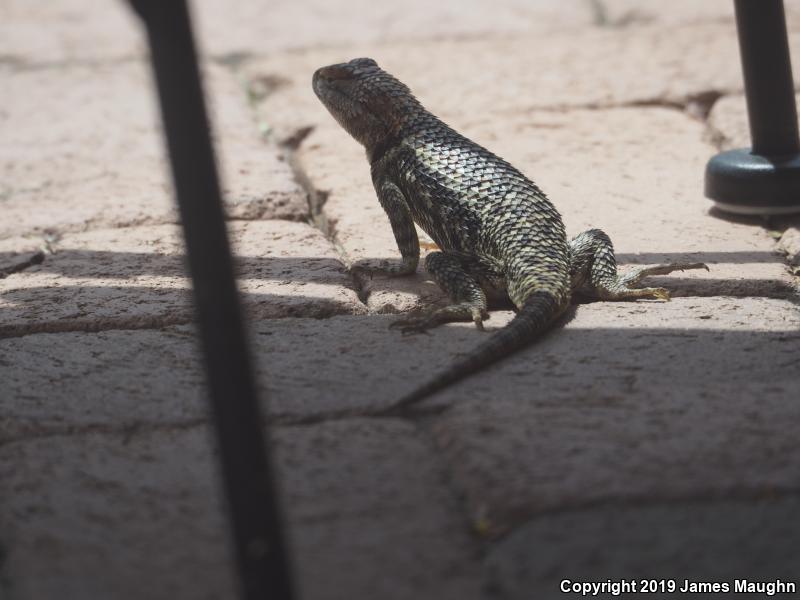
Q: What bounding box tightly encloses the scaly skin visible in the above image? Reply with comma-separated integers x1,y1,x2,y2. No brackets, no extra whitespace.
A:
313,58,707,414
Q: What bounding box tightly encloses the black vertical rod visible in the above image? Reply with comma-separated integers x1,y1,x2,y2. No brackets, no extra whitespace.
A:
127,2,295,598
734,0,800,156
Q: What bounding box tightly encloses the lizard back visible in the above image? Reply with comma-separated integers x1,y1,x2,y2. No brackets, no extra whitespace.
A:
378,115,570,307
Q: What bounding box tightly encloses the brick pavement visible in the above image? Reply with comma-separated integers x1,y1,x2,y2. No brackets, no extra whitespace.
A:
2,2,799,599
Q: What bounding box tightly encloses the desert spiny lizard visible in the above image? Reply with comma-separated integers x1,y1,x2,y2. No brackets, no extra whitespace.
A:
312,57,707,414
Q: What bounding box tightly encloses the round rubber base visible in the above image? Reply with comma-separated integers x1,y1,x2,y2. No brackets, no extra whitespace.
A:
705,148,800,215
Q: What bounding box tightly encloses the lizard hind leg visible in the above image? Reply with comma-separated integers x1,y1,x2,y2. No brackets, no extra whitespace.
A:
569,229,708,301
389,251,489,333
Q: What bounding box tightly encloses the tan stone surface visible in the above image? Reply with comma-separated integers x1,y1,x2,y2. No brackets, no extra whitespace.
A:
707,93,754,151
0,315,456,439
600,0,800,27
0,429,236,600
277,418,482,600
0,0,593,65
4,1,800,595
3,298,799,537
487,497,800,597
288,103,794,312
0,327,206,440
194,0,593,58
0,0,143,65
0,221,364,338
708,92,800,151
428,297,800,533
1,421,482,600
780,226,800,267
596,0,734,27
244,22,766,143
0,61,306,239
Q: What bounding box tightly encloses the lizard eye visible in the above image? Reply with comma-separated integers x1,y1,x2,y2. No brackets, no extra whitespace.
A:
317,66,353,82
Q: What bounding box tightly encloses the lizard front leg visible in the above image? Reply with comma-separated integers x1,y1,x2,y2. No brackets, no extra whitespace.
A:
390,251,489,333
359,180,420,277
569,229,708,300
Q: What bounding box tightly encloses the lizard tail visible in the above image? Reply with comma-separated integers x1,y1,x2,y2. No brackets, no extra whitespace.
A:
382,291,567,415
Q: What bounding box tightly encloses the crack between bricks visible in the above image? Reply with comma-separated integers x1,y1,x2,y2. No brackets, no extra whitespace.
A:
221,56,373,310
487,486,800,541
0,406,437,445
0,315,195,341
272,402,493,552
412,418,494,557
0,305,380,341
0,418,209,448
508,90,727,122
279,136,371,308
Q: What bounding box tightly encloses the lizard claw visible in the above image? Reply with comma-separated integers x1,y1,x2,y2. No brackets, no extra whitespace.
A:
644,287,671,301
389,311,440,334
472,307,489,331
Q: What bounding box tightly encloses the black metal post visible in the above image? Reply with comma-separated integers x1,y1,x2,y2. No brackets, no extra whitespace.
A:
127,2,295,599
737,0,799,156
705,0,800,215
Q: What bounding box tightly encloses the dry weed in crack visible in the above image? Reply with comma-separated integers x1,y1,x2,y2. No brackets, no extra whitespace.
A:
280,125,314,150
247,73,292,104
685,90,724,121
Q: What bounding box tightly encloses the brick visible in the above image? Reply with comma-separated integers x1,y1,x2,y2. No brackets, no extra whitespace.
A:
0,420,482,600
486,496,800,598
0,61,306,239
243,22,771,144
193,0,593,58
0,221,364,338
0,0,595,65
0,0,142,65
708,92,800,151
0,315,462,439
428,297,800,532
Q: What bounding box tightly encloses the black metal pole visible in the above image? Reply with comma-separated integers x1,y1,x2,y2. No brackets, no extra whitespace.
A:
735,0,800,156
127,2,295,599
705,0,800,215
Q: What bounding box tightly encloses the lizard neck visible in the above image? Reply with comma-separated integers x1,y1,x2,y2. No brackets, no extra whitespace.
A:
367,110,440,165
368,133,403,165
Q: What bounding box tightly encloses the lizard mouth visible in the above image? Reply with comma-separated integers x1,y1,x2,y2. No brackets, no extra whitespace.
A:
312,71,356,114
312,68,344,101
311,68,328,95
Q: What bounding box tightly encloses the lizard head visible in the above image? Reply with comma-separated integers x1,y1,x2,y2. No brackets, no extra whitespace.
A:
312,58,420,153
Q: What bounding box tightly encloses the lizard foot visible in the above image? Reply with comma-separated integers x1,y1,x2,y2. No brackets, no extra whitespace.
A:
620,262,709,287
640,287,671,301
389,313,438,335
389,305,488,334
595,285,672,301
595,263,707,301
